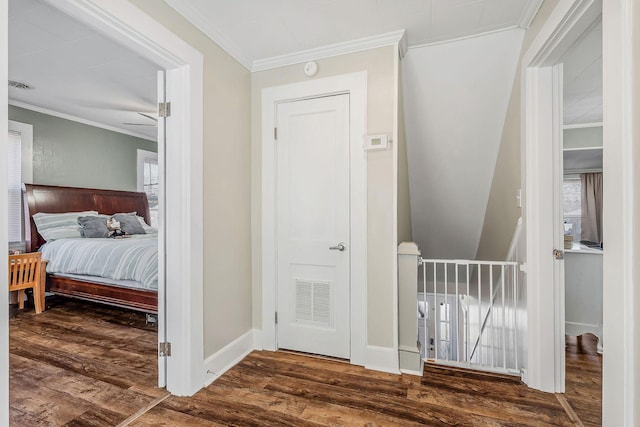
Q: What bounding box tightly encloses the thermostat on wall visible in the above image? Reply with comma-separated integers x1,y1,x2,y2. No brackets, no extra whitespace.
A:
364,134,389,151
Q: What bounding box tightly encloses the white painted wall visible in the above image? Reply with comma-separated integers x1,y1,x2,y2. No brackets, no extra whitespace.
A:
402,29,525,260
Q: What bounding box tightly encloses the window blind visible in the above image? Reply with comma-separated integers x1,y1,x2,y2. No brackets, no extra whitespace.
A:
143,156,159,226
8,131,23,243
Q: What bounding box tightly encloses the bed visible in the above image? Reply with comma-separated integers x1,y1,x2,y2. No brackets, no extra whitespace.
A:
23,184,158,313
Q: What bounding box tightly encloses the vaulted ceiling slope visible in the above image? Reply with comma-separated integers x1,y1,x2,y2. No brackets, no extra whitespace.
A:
402,28,525,260
164,0,543,70
9,0,160,140
561,18,602,125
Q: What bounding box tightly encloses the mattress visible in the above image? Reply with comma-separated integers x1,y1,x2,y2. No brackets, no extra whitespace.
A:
40,234,158,291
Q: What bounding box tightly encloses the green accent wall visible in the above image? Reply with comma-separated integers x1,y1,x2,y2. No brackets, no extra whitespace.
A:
9,105,157,191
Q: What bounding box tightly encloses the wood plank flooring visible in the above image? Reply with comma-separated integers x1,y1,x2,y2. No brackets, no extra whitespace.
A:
10,299,602,426
564,334,602,426
9,297,162,426
133,351,583,426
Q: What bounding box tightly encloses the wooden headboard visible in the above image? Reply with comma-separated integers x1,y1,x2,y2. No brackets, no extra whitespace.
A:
23,184,151,252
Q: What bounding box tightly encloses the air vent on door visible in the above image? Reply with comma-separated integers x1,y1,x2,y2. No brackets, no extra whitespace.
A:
295,279,332,326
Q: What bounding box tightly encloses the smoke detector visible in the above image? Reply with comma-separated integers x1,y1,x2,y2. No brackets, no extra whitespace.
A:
8,80,33,90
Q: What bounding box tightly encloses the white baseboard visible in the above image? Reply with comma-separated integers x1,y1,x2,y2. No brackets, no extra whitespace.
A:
202,329,257,387
400,368,423,376
364,345,400,374
252,329,263,350
239,331,401,376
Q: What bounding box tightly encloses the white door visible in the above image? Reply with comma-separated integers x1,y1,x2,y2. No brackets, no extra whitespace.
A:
552,64,566,391
276,94,350,359
156,69,167,387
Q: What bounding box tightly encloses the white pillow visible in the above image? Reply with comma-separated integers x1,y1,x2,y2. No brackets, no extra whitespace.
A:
136,215,157,234
33,211,99,241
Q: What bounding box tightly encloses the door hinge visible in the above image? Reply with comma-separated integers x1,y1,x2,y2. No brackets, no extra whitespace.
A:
275,312,278,324
159,102,171,118
274,127,278,140
158,342,172,357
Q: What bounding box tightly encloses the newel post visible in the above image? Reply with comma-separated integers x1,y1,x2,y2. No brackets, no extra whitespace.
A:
398,242,423,374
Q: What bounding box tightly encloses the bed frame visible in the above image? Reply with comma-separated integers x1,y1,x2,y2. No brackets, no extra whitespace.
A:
23,184,158,313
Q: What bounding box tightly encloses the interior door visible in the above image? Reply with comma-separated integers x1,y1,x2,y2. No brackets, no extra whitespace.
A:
552,63,566,391
276,94,350,359
156,69,167,387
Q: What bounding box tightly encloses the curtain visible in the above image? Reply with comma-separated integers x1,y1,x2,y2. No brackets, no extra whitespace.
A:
581,172,603,243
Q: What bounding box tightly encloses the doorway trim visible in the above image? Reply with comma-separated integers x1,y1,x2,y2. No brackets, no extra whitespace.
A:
1,2,9,422
261,72,368,366
522,0,601,393
28,0,204,396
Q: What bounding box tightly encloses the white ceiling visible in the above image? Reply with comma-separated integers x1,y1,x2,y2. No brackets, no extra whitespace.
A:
7,0,543,141
165,0,543,70
562,18,603,125
8,0,160,140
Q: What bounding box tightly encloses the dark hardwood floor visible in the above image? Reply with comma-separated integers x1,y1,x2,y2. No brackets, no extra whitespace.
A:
9,299,602,426
9,297,162,426
565,334,602,427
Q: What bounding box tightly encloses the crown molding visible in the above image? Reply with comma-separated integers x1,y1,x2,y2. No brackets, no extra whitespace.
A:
163,0,253,70
9,100,157,142
252,29,406,72
408,26,522,51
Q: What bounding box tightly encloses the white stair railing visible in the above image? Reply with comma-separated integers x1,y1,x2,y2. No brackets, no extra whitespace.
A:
418,258,520,375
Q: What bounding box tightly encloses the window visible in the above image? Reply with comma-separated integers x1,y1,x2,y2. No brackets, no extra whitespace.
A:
563,176,581,243
8,132,22,243
7,121,33,245
137,149,159,226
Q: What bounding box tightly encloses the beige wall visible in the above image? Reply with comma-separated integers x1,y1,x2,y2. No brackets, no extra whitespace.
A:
475,0,560,261
397,64,412,244
130,0,252,358
251,46,397,348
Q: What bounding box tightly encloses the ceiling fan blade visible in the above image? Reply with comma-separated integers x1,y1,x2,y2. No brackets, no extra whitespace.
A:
138,112,158,122
122,122,157,127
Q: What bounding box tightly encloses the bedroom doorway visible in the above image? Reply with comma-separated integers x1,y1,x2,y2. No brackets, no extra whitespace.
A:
275,94,351,359
8,0,165,392
3,1,204,413
44,2,205,398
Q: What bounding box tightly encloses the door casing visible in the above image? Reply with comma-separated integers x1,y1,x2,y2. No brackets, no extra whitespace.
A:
522,0,601,393
261,72,368,367
33,0,205,397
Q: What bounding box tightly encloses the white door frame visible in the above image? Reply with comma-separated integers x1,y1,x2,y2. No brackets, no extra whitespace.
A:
522,0,601,393
3,0,205,399
261,72,368,367
600,0,637,424
1,2,10,423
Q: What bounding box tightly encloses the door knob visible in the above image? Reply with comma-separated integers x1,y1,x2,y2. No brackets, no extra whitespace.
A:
329,242,346,251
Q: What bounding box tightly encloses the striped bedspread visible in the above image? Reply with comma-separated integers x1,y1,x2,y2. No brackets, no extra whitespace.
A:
40,235,158,291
